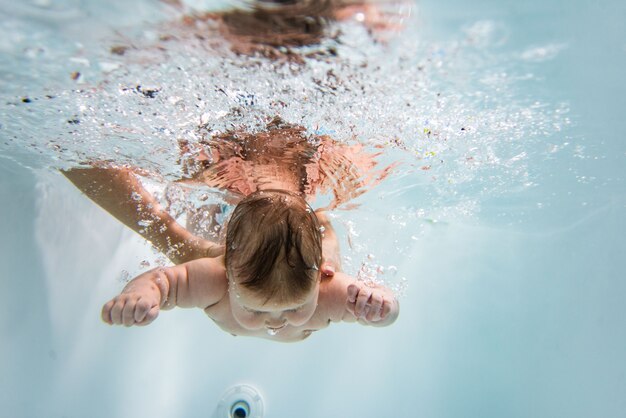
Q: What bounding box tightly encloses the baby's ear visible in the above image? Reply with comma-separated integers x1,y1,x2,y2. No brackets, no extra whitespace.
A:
320,261,335,277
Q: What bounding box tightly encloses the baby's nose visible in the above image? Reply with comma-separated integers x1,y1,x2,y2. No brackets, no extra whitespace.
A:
268,311,283,320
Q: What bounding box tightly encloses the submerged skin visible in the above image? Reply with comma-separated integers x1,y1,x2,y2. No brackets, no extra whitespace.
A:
101,255,399,342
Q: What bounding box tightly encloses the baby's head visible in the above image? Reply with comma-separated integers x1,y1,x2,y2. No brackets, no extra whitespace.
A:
225,190,322,331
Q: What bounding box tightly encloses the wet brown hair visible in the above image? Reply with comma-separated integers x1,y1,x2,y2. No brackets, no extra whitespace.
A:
224,189,322,303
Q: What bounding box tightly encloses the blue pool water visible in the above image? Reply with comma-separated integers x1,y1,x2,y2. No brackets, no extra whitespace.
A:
1,0,625,417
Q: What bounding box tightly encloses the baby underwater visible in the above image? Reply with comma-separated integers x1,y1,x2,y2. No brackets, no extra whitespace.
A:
101,190,399,342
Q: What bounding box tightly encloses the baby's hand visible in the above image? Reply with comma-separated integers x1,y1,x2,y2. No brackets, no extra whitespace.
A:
346,282,397,325
101,289,160,327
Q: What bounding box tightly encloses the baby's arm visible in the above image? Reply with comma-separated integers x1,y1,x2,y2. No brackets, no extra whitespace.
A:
63,166,223,264
101,257,227,326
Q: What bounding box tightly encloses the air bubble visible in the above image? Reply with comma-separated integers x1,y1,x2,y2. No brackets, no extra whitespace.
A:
119,270,130,283
137,219,153,227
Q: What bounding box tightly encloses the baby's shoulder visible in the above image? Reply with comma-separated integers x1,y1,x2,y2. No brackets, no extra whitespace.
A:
317,272,356,322
184,256,229,306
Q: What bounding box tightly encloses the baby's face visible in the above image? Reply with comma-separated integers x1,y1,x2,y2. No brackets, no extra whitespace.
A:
229,278,319,334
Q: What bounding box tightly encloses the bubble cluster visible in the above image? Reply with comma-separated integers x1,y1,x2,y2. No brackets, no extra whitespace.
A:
0,3,570,293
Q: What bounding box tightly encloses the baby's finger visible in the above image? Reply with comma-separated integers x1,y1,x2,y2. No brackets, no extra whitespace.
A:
361,305,371,320
133,298,152,323
137,305,159,326
366,293,384,322
346,283,359,304
355,287,372,317
381,298,393,319
101,300,115,325
345,301,355,316
122,299,138,326
109,297,126,325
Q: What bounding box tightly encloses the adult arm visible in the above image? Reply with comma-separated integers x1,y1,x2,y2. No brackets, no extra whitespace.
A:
63,166,223,264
